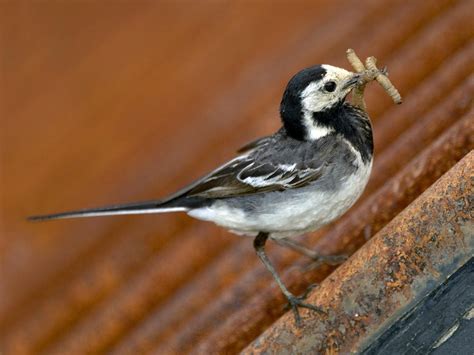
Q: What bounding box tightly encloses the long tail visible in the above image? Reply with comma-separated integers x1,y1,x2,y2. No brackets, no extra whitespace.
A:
28,200,187,222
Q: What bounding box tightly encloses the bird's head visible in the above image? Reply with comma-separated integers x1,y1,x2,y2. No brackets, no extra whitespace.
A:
280,64,360,141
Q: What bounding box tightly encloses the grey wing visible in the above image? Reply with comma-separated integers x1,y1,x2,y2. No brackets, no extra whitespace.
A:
174,153,326,199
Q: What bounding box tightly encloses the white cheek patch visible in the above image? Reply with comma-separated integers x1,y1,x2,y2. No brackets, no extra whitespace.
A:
300,65,354,112
300,81,332,112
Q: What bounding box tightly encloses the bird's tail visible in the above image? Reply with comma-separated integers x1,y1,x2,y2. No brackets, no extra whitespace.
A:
28,200,187,222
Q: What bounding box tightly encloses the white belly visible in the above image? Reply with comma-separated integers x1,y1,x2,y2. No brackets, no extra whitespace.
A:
188,159,373,239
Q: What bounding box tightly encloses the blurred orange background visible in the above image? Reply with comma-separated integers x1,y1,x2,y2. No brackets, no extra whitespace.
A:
1,1,472,354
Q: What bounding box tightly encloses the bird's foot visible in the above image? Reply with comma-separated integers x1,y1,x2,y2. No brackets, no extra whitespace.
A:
284,292,326,327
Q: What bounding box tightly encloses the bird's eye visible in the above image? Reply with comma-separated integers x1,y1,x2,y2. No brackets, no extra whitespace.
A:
324,81,337,92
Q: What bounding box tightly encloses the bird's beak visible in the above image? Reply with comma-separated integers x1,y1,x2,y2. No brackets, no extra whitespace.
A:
342,73,362,90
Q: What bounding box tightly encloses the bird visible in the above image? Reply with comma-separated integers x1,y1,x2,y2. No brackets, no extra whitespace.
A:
29,64,374,325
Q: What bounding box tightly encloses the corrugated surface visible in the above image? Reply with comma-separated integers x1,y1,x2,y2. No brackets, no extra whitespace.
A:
1,1,472,354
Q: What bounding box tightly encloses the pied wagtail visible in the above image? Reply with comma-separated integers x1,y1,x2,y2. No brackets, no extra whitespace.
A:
30,64,373,325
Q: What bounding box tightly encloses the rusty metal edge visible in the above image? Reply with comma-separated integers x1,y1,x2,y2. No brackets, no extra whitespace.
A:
243,151,473,354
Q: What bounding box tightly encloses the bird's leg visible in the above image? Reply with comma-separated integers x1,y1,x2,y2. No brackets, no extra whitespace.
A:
274,238,348,270
253,232,325,326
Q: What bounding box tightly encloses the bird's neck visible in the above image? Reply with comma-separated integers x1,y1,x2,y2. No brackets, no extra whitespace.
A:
313,102,373,163
281,99,373,163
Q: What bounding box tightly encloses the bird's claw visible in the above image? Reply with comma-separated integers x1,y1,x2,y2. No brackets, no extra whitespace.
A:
284,293,325,327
